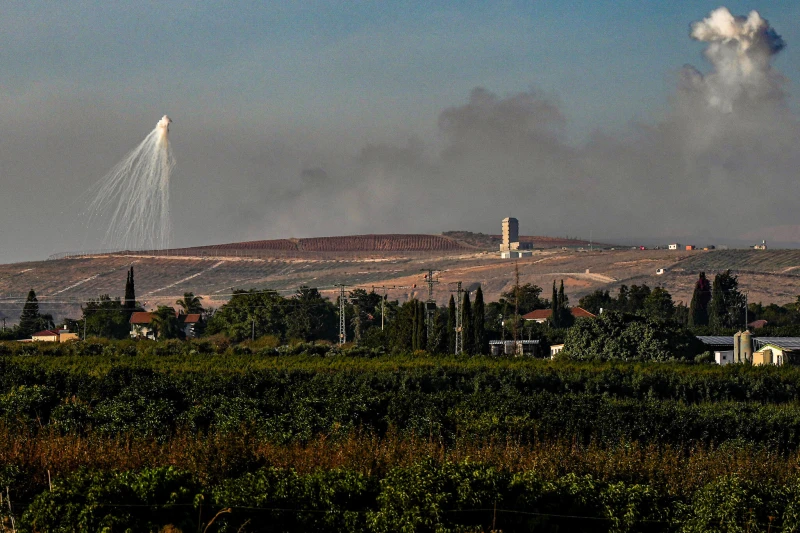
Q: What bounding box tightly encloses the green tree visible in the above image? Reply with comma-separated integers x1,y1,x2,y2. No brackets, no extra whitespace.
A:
427,307,447,354
579,289,613,315
689,272,712,327
81,295,129,339
388,300,417,352
286,286,336,341
551,280,572,328
447,295,456,354
563,311,701,361
709,270,745,332
149,306,182,340
499,283,548,315
175,292,204,315
206,290,287,341
473,285,486,355
461,292,473,354
123,267,136,315
616,285,630,312
627,284,651,314
644,287,674,320
414,301,427,351
18,289,43,337
550,281,559,328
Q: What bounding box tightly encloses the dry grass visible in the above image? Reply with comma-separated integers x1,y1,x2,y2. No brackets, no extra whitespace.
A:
3,425,799,498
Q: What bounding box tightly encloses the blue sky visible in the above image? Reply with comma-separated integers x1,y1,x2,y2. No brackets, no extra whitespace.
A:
4,1,797,140
1,2,799,262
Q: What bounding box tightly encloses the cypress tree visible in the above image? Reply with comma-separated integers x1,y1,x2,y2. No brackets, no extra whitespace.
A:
709,274,726,332
447,295,456,354
689,272,711,327
551,281,559,328
473,285,486,355
18,289,42,337
411,299,418,350
124,266,136,311
558,279,571,326
417,301,427,351
461,292,473,354
427,307,445,354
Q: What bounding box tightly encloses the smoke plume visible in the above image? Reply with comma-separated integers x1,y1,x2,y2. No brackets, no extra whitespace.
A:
686,7,786,111
0,7,797,263
246,7,797,246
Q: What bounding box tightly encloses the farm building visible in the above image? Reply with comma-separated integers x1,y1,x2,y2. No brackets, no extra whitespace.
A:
489,339,541,356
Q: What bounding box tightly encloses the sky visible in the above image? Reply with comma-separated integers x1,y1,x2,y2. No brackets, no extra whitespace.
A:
1,1,799,263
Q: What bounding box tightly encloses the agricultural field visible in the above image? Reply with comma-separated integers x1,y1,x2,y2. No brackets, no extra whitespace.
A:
4,345,800,530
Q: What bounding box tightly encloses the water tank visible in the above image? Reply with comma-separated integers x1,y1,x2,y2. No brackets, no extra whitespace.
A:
740,330,753,363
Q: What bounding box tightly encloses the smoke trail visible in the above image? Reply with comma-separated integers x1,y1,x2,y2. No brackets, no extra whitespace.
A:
87,115,175,250
686,7,785,112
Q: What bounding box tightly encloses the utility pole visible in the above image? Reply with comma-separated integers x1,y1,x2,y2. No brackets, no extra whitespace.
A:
454,281,463,355
513,262,520,344
337,284,347,345
420,269,439,341
371,285,399,331
252,319,255,341
744,291,748,332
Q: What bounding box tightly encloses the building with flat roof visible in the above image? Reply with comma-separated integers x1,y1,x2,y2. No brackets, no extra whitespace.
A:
500,217,519,252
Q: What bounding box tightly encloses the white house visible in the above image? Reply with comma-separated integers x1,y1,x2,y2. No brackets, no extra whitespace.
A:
668,243,680,250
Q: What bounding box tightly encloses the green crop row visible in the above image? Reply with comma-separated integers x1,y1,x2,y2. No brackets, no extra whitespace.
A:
10,462,800,532
6,358,800,448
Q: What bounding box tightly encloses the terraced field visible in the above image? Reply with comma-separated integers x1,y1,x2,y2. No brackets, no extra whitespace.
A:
676,249,800,274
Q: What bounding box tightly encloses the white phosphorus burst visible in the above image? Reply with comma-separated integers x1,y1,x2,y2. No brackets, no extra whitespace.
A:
88,115,175,251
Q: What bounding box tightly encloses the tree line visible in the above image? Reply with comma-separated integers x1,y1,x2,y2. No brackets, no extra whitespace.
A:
6,265,800,355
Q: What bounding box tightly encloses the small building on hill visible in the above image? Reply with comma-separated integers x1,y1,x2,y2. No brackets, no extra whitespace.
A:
521,307,596,324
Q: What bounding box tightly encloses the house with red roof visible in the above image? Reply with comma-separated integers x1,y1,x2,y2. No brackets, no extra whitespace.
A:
31,327,79,343
521,307,596,324
130,310,203,340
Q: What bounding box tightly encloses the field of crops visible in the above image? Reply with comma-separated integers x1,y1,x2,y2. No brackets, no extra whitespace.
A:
675,249,800,274
4,344,800,530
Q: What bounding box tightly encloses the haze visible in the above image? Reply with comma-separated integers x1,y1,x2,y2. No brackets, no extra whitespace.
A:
1,2,799,263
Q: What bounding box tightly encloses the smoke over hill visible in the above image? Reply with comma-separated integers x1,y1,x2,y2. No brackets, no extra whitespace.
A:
252,7,798,246
0,7,797,263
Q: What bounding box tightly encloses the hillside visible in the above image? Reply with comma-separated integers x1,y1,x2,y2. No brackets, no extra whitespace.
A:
4,239,800,323
50,233,600,260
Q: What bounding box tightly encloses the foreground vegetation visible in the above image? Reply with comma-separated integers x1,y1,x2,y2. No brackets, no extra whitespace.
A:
3,346,800,530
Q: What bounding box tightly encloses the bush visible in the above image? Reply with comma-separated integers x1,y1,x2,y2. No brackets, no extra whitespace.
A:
19,467,200,532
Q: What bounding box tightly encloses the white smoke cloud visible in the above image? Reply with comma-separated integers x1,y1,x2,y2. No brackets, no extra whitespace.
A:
686,7,785,111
